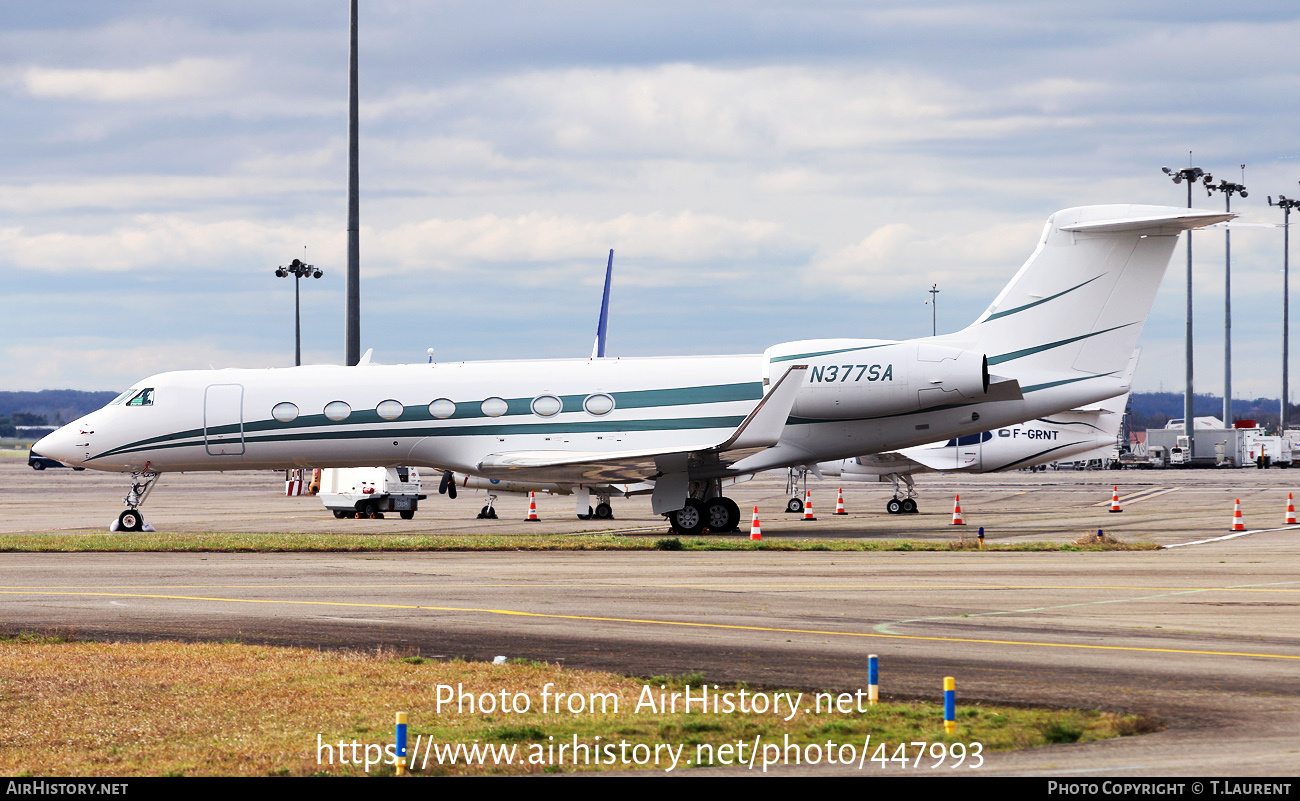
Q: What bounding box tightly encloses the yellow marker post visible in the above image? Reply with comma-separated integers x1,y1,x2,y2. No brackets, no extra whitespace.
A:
943,677,956,735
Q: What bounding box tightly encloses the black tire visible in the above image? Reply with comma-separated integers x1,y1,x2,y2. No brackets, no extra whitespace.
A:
73,467,85,471
702,497,741,533
886,499,903,515
786,497,804,513
117,510,143,532
332,510,347,519
487,507,498,520
577,506,594,520
901,498,918,514
667,499,707,536
594,502,613,519
478,505,491,519
31,462,45,471
399,510,415,520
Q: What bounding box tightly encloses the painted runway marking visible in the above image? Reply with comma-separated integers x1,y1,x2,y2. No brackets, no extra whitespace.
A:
1166,524,1300,547
3,581,1300,592
2,589,1298,661
1092,487,1176,506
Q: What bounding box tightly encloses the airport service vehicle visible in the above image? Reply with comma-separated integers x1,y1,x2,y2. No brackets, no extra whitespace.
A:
1144,423,1289,468
34,205,1231,534
28,449,85,471
1246,435,1293,469
318,465,425,519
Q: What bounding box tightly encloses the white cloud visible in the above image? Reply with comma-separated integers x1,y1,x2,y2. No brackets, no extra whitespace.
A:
21,57,244,102
806,217,1046,295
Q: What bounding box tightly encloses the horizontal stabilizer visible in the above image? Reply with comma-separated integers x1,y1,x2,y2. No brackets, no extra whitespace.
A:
1059,209,1233,234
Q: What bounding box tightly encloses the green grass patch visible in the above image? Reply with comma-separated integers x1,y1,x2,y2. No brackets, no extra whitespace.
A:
0,531,1160,553
0,635,1154,776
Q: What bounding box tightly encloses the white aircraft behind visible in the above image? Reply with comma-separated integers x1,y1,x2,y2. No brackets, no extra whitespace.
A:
34,205,1229,534
815,357,1134,514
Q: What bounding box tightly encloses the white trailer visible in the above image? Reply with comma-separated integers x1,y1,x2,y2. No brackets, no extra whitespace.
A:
318,466,425,519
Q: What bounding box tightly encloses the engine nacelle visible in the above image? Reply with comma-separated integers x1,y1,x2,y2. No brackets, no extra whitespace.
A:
765,339,988,420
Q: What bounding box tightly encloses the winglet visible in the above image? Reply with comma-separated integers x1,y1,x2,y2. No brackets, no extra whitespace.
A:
718,365,807,451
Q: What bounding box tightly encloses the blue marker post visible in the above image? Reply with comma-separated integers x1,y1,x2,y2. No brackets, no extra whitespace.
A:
396,711,408,776
868,654,879,706
943,678,956,735
977,527,984,548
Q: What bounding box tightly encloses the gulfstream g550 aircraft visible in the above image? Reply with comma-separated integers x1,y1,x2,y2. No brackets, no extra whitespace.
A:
35,205,1229,533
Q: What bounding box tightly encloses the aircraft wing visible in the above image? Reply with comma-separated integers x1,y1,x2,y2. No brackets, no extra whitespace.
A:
477,365,808,483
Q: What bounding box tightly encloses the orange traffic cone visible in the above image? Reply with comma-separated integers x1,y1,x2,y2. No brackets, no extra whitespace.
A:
1287,493,1297,525
951,494,965,525
525,491,541,522
834,488,847,515
1231,499,1245,532
1109,486,1123,513
802,490,817,521
750,506,762,540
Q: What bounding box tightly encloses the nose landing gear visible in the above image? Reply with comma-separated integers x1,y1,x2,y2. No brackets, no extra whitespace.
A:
113,470,161,532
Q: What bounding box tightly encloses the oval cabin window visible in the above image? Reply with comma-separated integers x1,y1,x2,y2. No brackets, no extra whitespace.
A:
376,399,404,420
429,399,456,419
531,395,562,417
481,397,508,417
584,393,615,415
324,401,352,421
271,402,299,423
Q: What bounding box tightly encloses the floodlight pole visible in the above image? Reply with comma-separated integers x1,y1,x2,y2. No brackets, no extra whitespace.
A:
928,284,939,337
1207,172,1247,427
1271,192,1299,431
275,258,323,366
345,0,361,366
1162,162,1212,451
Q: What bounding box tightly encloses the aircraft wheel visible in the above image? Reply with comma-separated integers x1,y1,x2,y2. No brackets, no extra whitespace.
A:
73,467,85,471
117,509,144,532
487,507,498,520
901,498,918,514
594,502,613,519
786,497,804,513
478,506,491,519
577,506,594,520
31,462,45,471
703,497,741,533
399,510,415,520
668,499,706,536
886,499,903,515
332,510,347,519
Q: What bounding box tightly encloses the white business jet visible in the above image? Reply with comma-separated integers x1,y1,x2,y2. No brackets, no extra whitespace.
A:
35,205,1228,534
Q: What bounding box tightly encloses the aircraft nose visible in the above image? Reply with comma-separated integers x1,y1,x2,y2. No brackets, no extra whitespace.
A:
33,423,84,466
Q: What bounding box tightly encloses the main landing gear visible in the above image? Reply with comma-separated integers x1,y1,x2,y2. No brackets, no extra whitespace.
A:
664,482,742,536
113,470,160,532
784,467,809,513
883,472,920,515
577,492,615,520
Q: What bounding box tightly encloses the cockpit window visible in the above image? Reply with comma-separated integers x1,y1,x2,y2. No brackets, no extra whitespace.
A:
125,388,155,407
108,389,135,406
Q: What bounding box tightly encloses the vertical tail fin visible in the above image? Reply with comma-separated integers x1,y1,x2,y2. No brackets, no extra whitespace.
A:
945,205,1230,380
591,249,614,359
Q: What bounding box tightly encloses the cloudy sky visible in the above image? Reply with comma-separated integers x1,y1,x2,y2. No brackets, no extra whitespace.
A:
4,1,1300,399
